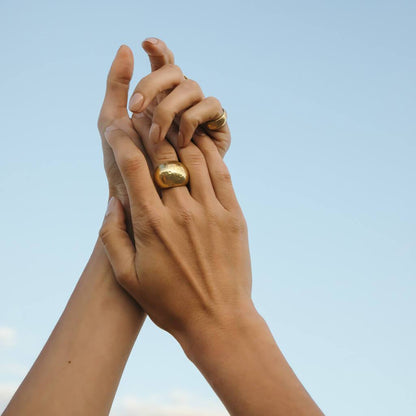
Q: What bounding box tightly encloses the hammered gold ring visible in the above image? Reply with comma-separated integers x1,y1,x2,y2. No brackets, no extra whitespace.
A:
154,161,190,189
204,109,227,131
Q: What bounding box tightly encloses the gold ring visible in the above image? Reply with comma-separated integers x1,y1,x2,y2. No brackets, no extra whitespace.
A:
204,109,227,131
154,161,189,189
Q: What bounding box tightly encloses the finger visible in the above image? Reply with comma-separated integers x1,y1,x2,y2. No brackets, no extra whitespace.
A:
104,126,163,216
142,37,175,72
99,197,137,291
128,64,184,113
152,79,204,144
98,45,134,131
177,143,216,204
131,113,190,205
178,96,229,149
193,135,239,211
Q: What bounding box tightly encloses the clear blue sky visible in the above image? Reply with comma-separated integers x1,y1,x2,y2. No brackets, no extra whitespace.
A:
1,1,415,414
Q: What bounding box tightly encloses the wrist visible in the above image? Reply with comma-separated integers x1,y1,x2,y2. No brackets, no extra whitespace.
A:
177,299,263,364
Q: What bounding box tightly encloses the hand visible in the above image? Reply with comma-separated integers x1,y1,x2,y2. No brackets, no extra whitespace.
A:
97,39,176,206
99,127,252,342
128,53,231,154
98,38,231,209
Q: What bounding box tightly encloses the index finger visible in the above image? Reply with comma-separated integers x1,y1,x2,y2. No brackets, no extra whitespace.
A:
98,45,134,130
104,126,162,215
142,37,175,72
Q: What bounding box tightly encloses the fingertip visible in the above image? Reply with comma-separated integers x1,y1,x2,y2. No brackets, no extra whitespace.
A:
141,37,161,55
115,44,134,61
128,92,144,112
108,44,133,84
142,37,160,47
141,37,169,56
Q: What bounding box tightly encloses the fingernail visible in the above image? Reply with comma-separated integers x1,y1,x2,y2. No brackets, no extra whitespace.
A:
143,37,159,44
129,93,144,112
105,197,115,216
149,123,161,143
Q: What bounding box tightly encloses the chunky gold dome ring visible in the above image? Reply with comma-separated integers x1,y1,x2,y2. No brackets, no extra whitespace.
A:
154,161,190,189
204,109,227,131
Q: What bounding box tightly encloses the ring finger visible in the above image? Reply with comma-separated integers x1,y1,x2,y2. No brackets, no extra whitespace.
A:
178,97,230,154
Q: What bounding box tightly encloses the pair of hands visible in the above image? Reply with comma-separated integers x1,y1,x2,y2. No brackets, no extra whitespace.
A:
97,38,253,348
97,39,230,206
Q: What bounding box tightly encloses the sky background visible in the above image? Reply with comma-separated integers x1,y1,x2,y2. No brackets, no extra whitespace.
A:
0,0,415,414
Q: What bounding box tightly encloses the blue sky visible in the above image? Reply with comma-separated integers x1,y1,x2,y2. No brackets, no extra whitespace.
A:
0,0,415,414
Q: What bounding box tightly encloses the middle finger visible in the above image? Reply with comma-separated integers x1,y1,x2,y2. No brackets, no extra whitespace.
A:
132,113,189,206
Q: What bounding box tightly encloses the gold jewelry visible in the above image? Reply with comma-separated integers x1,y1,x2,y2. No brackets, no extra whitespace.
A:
204,109,227,131
154,161,189,189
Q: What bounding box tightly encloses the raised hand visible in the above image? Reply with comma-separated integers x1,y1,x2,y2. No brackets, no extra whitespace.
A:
98,38,231,211
99,126,323,416
128,53,231,154
97,39,175,207
100,126,251,338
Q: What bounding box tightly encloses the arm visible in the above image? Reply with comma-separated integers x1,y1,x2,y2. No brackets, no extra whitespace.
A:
182,305,322,415
4,43,147,416
4,41,164,415
5,38,232,415
99,124,324,415
3,240,143,415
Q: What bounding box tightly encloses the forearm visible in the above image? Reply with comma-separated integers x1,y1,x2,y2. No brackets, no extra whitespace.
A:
4,238,145,416
180,303,323,416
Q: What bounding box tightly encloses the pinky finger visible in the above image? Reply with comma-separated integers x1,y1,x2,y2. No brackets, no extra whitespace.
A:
99,197,137,289
193,135,240,212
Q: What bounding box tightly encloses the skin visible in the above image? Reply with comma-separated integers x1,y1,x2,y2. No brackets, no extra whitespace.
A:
4,38,230,415
100,126,325,415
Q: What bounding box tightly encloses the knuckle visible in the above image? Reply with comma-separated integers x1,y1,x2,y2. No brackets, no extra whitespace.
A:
107,76,130,90
216,169,232,184
145,211,164,231
183,79,202,93
181,111,200,129
97,111,113,133
205,96,222,110
155,148,177,162
120,154,146,176
133,211,163,244
182,147,205,168
98,224,114,244
228,213,247,235
176,207,194,226
165,63,183,77
153,102,176,123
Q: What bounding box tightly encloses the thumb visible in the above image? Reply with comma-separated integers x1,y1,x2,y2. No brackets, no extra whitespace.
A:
99,197,137,291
